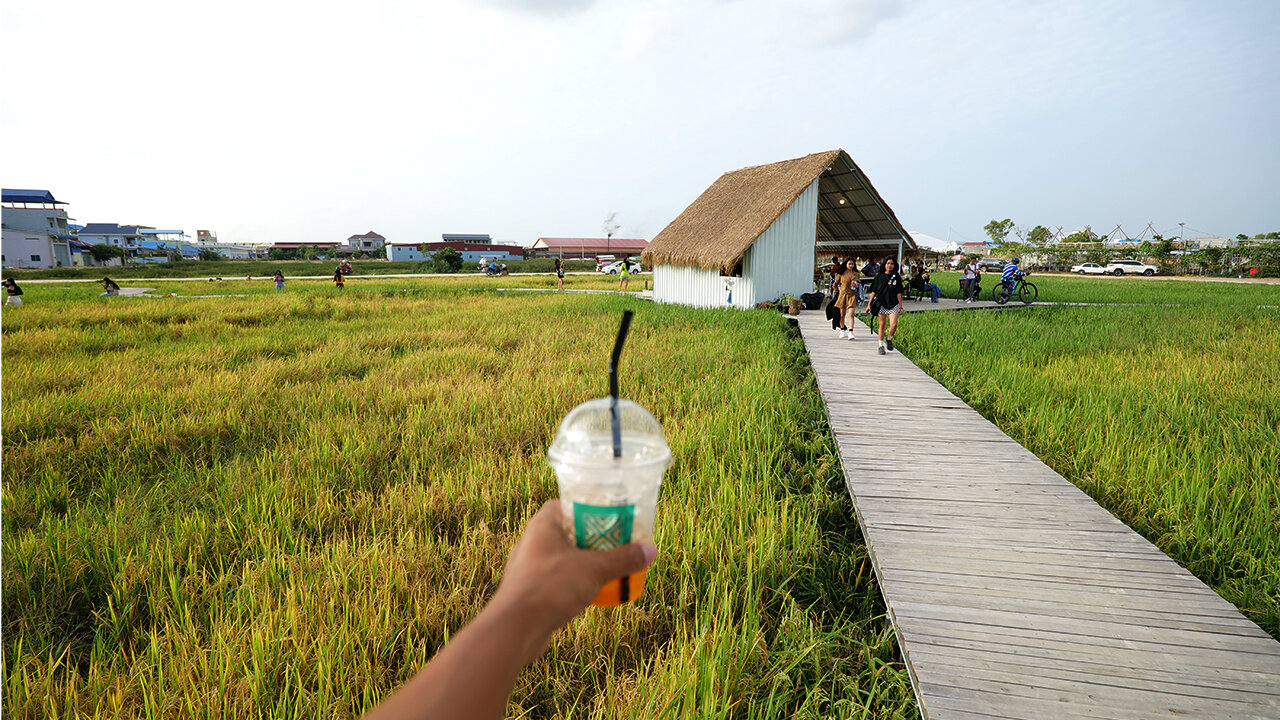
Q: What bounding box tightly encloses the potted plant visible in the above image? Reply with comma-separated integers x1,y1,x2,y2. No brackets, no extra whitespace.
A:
780,293,802,315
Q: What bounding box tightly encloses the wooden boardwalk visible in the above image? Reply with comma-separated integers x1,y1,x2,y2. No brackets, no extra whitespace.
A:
797,311,1280,719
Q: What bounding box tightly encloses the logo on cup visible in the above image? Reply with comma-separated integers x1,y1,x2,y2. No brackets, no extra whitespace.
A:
574,503,634,551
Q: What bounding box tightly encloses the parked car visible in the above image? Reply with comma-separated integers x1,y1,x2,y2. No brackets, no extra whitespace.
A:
599,259,643,275
594,255,617,271
977,257,1006,273
1070,263,1108,275
1105,259,1159,276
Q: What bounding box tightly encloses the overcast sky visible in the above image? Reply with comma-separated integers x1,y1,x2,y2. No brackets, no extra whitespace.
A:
3,0,1277,246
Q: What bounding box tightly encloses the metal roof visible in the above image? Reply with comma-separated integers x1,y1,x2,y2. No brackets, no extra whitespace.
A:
536,237,649,250
79,223,142,235
2,189,65,204
813,152,917,256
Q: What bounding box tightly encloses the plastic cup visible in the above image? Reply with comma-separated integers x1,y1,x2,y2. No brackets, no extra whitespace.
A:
547,397,671,606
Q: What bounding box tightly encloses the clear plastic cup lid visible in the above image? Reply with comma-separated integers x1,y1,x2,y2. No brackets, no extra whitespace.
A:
547,398,672,470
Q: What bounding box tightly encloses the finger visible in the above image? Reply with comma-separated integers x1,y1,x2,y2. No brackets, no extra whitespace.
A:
582,542,657,585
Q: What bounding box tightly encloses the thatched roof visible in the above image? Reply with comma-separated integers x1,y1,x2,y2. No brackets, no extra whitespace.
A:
643,149,914,273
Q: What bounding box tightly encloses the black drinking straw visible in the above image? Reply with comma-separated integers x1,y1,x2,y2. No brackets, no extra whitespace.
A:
609,310,634,458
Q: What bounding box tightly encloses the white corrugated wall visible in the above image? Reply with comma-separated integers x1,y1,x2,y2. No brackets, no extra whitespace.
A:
742,179,818,306
652,178,817,310
652,264,743,308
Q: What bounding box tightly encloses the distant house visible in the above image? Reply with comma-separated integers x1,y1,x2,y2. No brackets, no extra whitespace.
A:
347,231,386,253
385,243,427,262
2,188,74,267
530,237,648,260
386,238,524,263
1,229,61,268
79,223,146,257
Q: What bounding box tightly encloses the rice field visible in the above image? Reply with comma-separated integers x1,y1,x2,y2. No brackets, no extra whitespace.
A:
0,279,915,718
891,286,1280,639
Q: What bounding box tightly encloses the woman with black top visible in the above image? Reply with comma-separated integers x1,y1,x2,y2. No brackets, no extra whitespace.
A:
4,277,23,306
100,277,120,297
554,258,564,292
827,256,844,331
865,257,904,355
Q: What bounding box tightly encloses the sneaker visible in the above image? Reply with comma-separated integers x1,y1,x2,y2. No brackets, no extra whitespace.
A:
886,338,895,352
878,346,886,355
847,332,856,341
839,329,848,339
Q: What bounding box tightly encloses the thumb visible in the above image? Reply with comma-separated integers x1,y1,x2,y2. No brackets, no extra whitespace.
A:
583,541,657,584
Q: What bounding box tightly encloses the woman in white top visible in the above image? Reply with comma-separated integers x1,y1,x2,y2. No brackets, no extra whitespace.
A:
962,258,980,303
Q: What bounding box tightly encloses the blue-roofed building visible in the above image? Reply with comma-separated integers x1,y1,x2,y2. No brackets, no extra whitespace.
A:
2,188,74,266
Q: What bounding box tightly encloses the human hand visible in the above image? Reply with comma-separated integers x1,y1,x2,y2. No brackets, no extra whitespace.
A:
490,500,657,665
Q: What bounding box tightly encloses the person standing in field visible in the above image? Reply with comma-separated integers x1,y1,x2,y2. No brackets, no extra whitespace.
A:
100,277,120,297
4,277,23,306
334,268,345,290
865,257,904,355
833,258,861,340
617,261,630,292
554,258,564,292
274,270,285,290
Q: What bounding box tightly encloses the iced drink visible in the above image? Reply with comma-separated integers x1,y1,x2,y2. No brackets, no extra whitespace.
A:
548,397,671,606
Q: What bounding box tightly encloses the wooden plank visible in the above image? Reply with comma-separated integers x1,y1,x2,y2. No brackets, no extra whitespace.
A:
905,638,1280,698
912,656,1280,714
792,310,1280,718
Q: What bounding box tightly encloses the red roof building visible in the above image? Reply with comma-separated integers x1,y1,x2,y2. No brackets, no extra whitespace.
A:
529,237,648,259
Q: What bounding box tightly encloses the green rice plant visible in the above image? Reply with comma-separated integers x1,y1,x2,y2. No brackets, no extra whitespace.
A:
894,303,1280,638
1,287,914,718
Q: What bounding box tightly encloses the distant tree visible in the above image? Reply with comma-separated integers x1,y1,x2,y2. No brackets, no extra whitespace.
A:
199,248,226,261
1026,225,1052,246
1199,247,1224,275
90,243,125,264
433,247,464,273
1237,233,1250,243
984,218,1015,246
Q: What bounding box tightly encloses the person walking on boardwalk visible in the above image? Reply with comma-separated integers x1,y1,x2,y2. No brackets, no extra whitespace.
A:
826,257,846,331
617,261,630,292
554,258,564,292
4,277,24,306
334,267,345,290
833,258,861,340
274,270,285,290
865,257,904,355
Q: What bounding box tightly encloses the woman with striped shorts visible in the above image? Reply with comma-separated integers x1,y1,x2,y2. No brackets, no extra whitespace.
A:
865,257,904,355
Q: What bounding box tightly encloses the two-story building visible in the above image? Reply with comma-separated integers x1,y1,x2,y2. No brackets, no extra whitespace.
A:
78,223,146,258
1,189,75,267
347,231,386,254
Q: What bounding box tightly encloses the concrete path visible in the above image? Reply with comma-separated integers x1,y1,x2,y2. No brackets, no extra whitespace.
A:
797,309,1280,719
